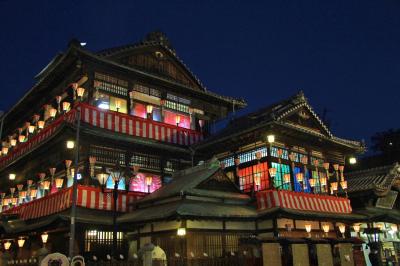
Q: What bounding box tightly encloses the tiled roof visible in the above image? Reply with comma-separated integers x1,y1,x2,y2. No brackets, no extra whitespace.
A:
195,91,363,150
346,163,400,194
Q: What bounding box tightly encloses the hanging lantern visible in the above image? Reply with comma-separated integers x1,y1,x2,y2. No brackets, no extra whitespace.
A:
198,119,205,128
234,158,240,166
175,115,181,126
313,159,319,167
65,160,72,178
267,134,275,143
4,241,11,250
353,224,361,233
323,162,330,171
17,184,24,191
333,164,339,171
2,147,8,155
49,168,56,177
268,167,277,178
19,191,27,199
301,156,308,165
17,238,25,248
11,197,18,205
145,176,153,186
255,151,262,161
296,172,304,182
146,105,153,114
76,87,85,99
18,135,26,143
305,223,312,233
42,181,50,190
33,114,40,122
30,189,38,198
322,224,330,233
27,179,33,186
115,100,121,111
330,182,338,191
339,165,345,172
49,108,57,118
62,102,71,112
38,173,46,182
55,178,64,189
320,177,327,186
10,187,15,194
338,224,346,234
288,152,296,162
276,149,283,158
28,125,35,134
10,138,17,146
280,173,289,184
309,178,316,187
340,180,348,190
0,193,5,199
254,173,261,187
41,233,49,244
38,120,45,129
96,168,109,187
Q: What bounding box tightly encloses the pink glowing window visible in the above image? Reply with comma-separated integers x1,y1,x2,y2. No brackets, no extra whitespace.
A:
163,110,190,129
131,103,147,119
129,173,162,193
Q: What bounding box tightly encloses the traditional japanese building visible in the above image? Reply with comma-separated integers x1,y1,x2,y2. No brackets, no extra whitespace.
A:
0,31,381,266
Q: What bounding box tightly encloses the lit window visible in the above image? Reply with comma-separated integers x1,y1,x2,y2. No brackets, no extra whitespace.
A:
131,102,147,119
95,92,127,113
164,110,190,129
238,162,270,192
271,163,291,190
129,173,162,193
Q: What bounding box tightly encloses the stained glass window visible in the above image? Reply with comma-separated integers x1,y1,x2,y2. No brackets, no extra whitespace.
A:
238,162,269,192
271,162,291,190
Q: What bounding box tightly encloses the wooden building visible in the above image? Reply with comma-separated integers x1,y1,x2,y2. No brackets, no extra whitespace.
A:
0,31,380,266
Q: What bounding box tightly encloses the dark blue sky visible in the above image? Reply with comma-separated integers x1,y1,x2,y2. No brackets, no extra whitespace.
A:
1,0,399,148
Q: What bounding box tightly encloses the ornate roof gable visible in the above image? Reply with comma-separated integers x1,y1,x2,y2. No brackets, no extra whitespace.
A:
97,31,205,91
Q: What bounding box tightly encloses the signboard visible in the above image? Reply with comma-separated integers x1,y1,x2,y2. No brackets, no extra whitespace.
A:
376,190,398,209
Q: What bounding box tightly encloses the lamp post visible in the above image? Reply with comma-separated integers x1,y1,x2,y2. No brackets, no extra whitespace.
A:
96,161,131,259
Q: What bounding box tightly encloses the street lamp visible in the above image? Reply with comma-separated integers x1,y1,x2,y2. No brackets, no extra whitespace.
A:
4,241,11,250
17,238,25,248
41,232,49,244
96,161,131,259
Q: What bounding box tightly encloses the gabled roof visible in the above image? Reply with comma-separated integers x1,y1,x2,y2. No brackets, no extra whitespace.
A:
346,163,400,196
195,91,364,151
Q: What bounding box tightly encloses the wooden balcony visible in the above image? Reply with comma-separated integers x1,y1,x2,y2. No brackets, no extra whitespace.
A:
0,103,203,170
1,185,144,220
256,190,352,214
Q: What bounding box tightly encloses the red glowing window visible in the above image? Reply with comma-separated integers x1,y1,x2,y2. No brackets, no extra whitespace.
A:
238,162,269,192
163,110,190,129
129,173,162,193
131,103,147,119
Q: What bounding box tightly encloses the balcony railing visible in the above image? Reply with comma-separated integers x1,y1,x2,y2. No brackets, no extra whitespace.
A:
256,190,352,214
0,103,203,170
1,185,145,220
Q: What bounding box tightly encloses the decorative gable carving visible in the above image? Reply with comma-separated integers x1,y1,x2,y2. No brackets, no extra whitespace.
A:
196,170,239,193
284,107,326,135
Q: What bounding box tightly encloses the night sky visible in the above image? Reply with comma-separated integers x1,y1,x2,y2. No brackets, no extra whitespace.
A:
1,0,399,150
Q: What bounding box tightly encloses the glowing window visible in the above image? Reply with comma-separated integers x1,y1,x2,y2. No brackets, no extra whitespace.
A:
129,173,162,193
271,162,291,190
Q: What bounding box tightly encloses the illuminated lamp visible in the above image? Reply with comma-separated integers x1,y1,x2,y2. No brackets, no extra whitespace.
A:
340,180,348,190
49,108,57,118
76,87,85,98
323,162,330,171
254,173,261,187
339,224,346,235
2,147,8,155
333,164,339,171
10,138,17,146
30,189,38,198
255,151,262,160
322,224,330,233
66,140,75,149
330,182,338,191
27,179,33,186
42,181,50,190
18,135,25,143
267,134,275,143
41,233,49,244
268,167,277,178
349,157,357,165
4,241,11,250
9,173,16,181
296,172,304,182
198,119,204,128
19,191,27,199
62,102,71,112
55,178,64,189
11,197,18,205
146,105,153,114
301,156,308,165
353,224,361,233
283,173,291,184
28,125,35,134
115,100,121,111
320,177,327,186
288,152,296,162
309,178,316,187
177,227,186,236
38,121,45,129
391,224,398,233
10,187,15,195
145,176,153,186
339,165,345,172
175,115,181,126
96,168,109,187
305,223,312,233
17,238,25,248
313,159,319,167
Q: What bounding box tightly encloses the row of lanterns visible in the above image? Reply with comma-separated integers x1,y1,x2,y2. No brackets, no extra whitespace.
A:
234,134,350,195
302,222,398,237
3,232,48,250
0,85,85,157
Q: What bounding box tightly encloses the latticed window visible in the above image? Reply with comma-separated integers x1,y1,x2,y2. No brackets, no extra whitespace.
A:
90,146,125,165
271,162,291,190
293,166,311,193
84,230,124,253
238,162,269,192
270,147,289,160
312,170,327,193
